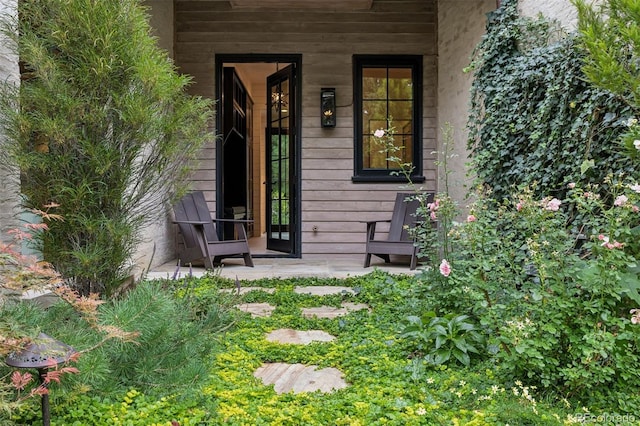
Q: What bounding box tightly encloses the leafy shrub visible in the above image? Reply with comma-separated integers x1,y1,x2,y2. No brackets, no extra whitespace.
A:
467,0,638,201
400,312,485,366
416,181,640,411
0,279,238,402
0,0,213,296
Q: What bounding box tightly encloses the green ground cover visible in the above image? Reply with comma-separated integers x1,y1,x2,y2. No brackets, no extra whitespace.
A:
3,272,587,425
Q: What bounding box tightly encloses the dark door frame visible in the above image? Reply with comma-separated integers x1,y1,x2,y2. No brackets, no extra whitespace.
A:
214,53,303,258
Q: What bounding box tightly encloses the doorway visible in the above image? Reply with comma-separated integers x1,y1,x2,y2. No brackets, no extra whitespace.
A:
215,54,302,257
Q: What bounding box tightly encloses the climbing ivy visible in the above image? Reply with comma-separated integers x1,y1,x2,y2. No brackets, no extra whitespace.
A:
467,0,638,202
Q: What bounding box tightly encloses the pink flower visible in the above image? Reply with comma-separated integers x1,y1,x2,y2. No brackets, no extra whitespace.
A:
373,129,385,138
614,195,628,206
439,259,451,277
516,201,524,211
467,215,476,222
544,198,561,211
630,184,640,193
633,205,639,213
568,182,576,189
430,211,437,221
600,235,624,249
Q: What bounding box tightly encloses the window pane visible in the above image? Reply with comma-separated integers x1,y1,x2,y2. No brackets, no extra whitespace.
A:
362,68,387,99
388,101,412,123
388,68,413,100
397,134,412,164
363,135,388,169
354,55,421,180
363,100,387,132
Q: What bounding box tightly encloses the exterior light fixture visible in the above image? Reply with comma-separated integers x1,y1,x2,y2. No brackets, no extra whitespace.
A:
5,333,76,426
320,88,336,128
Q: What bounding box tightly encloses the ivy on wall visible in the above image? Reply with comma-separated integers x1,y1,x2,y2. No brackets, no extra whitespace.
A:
467,0,637,202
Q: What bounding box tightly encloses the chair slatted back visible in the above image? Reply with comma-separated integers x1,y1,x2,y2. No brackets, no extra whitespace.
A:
387,192,433,242
173,192,220,247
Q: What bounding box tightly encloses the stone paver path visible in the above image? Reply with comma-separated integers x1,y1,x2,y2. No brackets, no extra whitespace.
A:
220,286,276,295
233,284,369,394
254,363,348,394
301,302,370,319
235,302,276,318
266,328,335,344
293,286,357,296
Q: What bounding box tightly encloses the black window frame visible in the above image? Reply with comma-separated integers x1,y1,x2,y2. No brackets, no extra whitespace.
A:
352,54,424,183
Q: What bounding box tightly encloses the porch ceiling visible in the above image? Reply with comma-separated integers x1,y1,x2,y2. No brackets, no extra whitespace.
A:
229,0,373,10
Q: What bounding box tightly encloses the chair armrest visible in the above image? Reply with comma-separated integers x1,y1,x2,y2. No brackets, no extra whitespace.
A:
172,220,209,225
212,218,254,224
360,219,392,225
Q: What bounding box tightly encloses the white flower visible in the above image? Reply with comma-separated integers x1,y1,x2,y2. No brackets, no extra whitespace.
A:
373,129,385,138
614,195,628,206
634,139,640,150
544,198,561,211
630,184,640,193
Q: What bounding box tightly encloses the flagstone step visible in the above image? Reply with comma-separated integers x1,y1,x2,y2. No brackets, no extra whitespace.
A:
220,286,276,295
235,302,276,317
254,362,348,394
293,286,357,296
266,328,335,344
301,302,370,319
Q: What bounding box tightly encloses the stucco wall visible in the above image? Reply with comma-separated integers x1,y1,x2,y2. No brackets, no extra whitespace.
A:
519,0,578,31
134,0,177,274
0,0,20,242
144,0,174,59
437,0,496,209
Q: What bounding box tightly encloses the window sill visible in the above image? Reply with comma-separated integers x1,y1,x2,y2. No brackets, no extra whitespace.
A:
351,175,426,184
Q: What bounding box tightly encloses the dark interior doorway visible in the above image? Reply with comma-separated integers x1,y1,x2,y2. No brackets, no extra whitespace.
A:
215,54,302,257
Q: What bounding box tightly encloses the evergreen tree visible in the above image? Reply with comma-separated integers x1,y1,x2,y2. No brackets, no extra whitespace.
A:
0,0,213,296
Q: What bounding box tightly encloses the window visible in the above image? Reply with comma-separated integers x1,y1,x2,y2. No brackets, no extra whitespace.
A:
352,55,423,182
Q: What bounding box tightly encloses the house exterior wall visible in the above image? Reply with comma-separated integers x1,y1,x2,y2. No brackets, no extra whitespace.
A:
134,0,177,272
437,0,496,209
144,0,174,59
0,0,20,243
174,0,438,259
519,0,579,31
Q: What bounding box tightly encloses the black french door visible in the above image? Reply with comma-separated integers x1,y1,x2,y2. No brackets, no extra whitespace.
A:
266,65,296,253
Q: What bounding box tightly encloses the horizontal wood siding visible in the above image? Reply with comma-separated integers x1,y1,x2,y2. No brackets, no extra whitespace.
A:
175,0,437,259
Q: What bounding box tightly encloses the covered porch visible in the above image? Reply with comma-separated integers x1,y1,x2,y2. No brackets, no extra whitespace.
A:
147,255,424,281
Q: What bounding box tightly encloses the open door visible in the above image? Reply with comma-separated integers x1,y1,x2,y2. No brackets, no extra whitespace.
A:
266,65,296,253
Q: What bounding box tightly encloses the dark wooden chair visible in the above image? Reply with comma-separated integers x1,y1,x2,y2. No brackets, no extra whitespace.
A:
173,191,254,268
364,192,434,270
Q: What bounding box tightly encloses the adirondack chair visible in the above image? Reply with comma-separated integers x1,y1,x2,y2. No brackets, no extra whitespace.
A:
173,191,254,268
364,192,434,270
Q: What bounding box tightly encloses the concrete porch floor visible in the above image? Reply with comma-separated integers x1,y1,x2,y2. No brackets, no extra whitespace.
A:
146,257,424,281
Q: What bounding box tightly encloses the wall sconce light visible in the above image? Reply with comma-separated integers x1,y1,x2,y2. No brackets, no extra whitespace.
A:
320,88,336,128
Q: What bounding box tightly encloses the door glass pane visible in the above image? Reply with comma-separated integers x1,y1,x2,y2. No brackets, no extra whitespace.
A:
280,79,290,115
